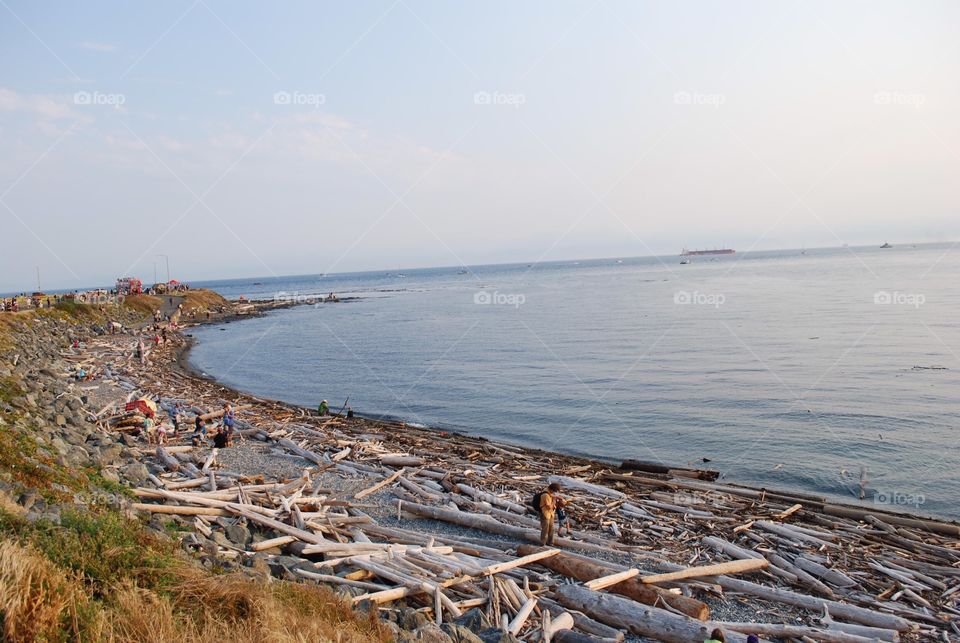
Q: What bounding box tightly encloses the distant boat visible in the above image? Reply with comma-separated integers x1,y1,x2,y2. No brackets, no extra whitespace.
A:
880,242,892,249
681,247,735,256
680,258,691,265
615,259,623,264
457,269,468,275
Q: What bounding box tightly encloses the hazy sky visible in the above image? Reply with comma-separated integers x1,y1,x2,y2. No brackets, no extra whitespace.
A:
1,1,958,292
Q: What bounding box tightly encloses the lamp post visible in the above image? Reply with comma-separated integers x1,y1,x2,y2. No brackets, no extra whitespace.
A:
157,255,170,282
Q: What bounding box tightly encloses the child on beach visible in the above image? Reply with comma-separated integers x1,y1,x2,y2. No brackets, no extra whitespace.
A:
555,497,572,537
704,628,726,643
144,417,157,445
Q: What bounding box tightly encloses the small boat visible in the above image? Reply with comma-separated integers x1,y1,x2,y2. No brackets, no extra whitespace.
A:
880,242,892,248
680,258,691,265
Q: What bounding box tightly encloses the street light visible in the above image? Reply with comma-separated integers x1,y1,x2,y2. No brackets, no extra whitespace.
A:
157,255,170,282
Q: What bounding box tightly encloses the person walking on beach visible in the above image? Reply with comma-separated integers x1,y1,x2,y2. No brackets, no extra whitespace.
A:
536,482,563,546
222,402,236,445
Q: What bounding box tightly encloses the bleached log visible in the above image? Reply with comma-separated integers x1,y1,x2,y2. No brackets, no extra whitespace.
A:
515,545,708,621
542,610,575,638
650,560,913,631
717,621,876,642
456,483,527,514
400,501,639,555
508,596,538,635
820,609,900,641
295,569,389,592
553,584,752,643
584,568,639,590
132,503,228,516
380,455,424,467
350,548,560,605
639,558,768,585
275,437,325,465
156,446,180,472
538,596,625,641
354,467,404,500
702,536,764,560
754,520,837,548
793,556,859,589
548,476,625,500
250,535,295,551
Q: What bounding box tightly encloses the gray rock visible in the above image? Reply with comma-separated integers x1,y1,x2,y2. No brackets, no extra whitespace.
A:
398,607,432,631
225,524,251,545
454,608,491,632
120,462,149,485
477,630,521,643
442,623,485,643
400,624,453,643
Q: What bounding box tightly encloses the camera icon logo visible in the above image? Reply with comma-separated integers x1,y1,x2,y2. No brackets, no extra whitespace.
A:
474,291,492,305
274,91,292,105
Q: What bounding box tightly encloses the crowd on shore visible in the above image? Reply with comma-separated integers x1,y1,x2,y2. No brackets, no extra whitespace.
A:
0,289,123,312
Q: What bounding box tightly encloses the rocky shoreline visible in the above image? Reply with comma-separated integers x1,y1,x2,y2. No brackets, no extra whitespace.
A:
1,299,958,642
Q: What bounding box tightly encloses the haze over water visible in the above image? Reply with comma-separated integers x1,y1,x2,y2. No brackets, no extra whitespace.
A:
189,244,960,519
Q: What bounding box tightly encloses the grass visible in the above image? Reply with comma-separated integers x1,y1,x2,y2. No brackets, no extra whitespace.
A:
120,294,164,317
0,505,392,642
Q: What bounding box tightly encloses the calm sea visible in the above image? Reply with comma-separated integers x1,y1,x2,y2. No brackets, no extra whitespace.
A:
188,244,960,519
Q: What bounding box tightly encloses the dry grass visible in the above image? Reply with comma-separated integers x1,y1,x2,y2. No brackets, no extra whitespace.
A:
121,294,165,317
0,537,391,643
179,289,230,314
0,540,86,642
101,572,391,643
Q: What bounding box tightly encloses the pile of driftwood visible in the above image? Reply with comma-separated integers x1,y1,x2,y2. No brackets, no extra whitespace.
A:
82,330,960,641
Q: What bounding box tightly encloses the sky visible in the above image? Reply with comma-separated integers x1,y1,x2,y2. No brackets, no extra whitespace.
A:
1,0,958,292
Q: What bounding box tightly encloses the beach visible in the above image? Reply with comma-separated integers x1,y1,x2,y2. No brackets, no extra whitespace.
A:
1,294,952,641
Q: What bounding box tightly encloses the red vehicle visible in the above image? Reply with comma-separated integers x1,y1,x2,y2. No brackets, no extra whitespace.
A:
116,277,143,296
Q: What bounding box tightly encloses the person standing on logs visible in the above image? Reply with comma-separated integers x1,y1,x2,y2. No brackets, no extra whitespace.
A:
537,482,562,546
317,399,329,416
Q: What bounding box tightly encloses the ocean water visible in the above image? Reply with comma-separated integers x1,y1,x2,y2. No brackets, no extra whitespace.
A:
188,244,960,519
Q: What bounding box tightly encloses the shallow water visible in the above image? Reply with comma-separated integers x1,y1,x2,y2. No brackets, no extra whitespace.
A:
189,244,960,519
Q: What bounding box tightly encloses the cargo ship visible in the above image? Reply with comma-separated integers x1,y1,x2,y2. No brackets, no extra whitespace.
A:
680,247,735,256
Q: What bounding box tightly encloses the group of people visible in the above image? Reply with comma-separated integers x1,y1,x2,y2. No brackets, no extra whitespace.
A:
1,289,119,312
187,403,238,448
144,402,238,448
